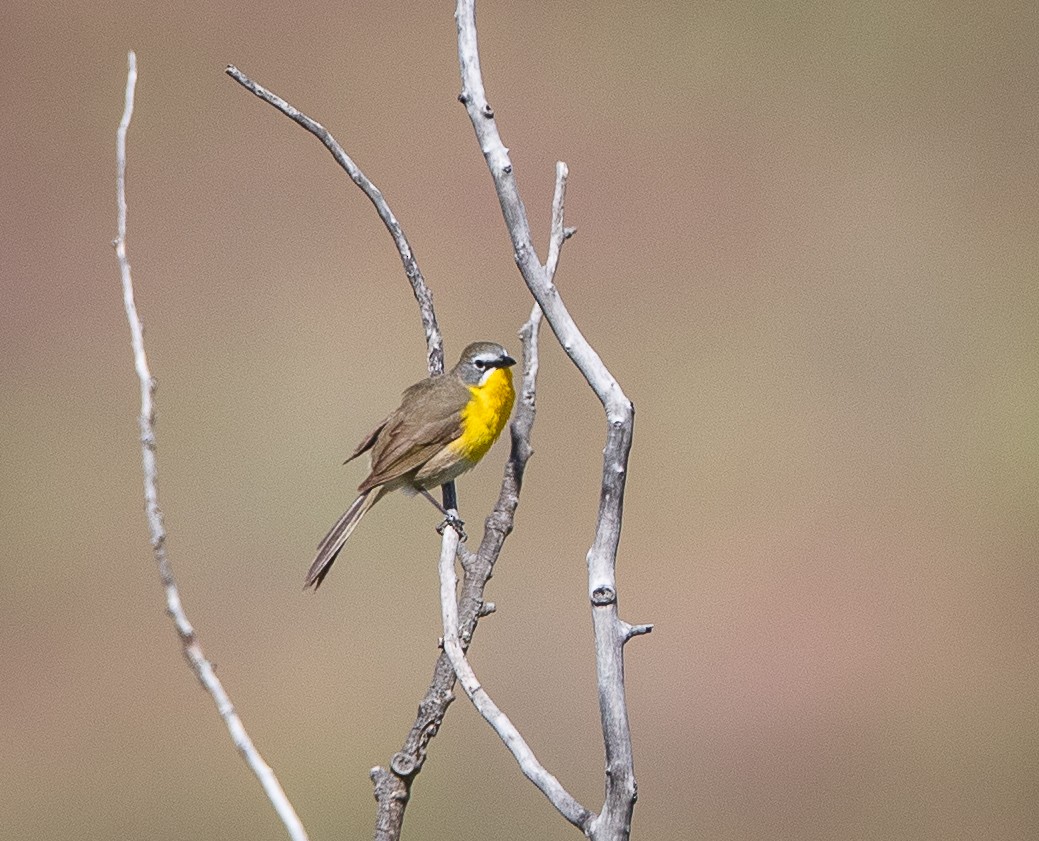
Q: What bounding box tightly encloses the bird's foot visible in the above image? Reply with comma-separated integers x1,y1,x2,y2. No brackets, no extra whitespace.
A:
436,511,467,542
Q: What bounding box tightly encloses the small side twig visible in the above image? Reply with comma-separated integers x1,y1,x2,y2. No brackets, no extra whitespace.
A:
115,52,308,841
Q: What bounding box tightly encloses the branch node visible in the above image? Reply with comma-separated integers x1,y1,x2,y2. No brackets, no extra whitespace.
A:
478,601,496,617
591,585,617,607
458,544,478,571
390,751,417,777
481,103,494,118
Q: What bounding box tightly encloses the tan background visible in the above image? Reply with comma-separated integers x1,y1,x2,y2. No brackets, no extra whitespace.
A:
2,1,1037,839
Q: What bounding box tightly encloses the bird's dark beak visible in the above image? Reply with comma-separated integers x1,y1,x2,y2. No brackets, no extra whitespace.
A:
501,354,517,368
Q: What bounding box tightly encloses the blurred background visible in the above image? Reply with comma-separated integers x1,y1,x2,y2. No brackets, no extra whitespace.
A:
2,1,1036,839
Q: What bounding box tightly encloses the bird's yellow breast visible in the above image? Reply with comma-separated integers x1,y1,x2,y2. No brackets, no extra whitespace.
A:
454,366,515,463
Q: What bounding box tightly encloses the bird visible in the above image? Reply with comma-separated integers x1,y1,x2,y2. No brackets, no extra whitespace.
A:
305,341,517,589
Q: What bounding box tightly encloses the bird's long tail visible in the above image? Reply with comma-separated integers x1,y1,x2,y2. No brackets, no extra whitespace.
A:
305,487,383,589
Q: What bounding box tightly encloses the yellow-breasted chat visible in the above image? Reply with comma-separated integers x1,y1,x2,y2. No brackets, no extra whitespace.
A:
306,341,516,589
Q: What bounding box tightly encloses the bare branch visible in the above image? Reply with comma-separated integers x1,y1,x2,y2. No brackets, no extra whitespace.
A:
455,4,649,839
434,214,582,829
546,162,573,282
225,65,444,376
455,8,617,403
115,52,308,841
434,133,598,833
438,525,593,831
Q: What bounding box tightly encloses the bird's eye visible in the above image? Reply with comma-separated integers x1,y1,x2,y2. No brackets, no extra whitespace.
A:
474,359,487,370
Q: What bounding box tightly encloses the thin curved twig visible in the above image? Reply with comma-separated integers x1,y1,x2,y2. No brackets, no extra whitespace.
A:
455,4,651,840
225,65,444,377
439,525,591,829
115,52,308,841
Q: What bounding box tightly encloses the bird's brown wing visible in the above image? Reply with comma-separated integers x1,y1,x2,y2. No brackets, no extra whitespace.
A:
344,420,387,464
358,377,468,493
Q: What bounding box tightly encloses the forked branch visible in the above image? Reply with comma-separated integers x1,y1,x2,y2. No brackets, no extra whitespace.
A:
454,3,650,839
437,166,592,830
